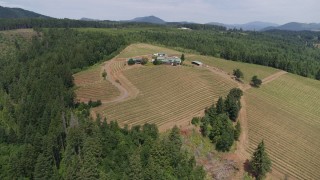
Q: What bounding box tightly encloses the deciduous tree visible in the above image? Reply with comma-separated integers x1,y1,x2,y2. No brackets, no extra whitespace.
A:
233,69,244,80
251,75,262,87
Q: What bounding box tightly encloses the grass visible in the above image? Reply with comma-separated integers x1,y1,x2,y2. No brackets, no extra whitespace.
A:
185,55,279,83
245,73,320,179
117,43,181,58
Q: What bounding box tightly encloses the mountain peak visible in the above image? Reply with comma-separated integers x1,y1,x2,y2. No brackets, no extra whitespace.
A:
130,15,166,24
263,22,320,31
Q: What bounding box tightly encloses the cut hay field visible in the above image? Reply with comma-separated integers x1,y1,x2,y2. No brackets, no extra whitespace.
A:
99,65,237,130
246,73,320,179
73,65,120,102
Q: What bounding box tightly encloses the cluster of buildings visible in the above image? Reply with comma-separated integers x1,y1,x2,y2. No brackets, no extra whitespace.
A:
153,53,182,65
128,52,203,67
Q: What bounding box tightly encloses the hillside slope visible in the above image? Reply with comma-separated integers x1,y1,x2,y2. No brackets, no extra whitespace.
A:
0,6,50,18
246,74,320,179
263,22,320,31
129,15,166,24
74,43,320,179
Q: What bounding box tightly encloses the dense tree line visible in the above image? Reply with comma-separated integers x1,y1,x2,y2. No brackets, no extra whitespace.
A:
0,18,164,31
121,28,320,79
193,88,243,151
0,28,205,179
1,18,320,79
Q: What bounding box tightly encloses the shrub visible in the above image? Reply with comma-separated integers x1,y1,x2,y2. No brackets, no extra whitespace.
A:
153,58,162,65
141,57,148,65
191,117,200,126
233,69,244,80
128,58,135,65
102,70,107,80
251,75,262,87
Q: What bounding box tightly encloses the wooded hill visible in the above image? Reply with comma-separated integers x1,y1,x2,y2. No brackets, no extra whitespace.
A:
0,6,51,18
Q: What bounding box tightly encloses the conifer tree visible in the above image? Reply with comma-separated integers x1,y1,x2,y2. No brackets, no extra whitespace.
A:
250,140,272,180
34,152,53,180
316,69,320,80
216,96,225,114
127,149,143,180
181,54,185,62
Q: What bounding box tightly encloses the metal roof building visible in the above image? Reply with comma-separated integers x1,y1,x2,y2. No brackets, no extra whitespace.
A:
192,61,203,66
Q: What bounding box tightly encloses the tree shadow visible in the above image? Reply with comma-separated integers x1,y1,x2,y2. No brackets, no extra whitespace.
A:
243,159,251,173
243,159,255,178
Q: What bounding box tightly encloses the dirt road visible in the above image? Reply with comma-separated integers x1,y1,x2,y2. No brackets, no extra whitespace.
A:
102,58,139,104
262,70,287,85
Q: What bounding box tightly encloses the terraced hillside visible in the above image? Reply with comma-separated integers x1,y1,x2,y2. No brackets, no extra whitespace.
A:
74,65,120,102
100,66,237,130
246,74,320,179
74,43,320,179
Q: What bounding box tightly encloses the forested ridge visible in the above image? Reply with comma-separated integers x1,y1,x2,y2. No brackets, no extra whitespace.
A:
1,19,320,79
0,29,205,179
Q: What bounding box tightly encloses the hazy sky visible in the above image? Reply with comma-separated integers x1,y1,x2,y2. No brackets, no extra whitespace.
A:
0,0,319,24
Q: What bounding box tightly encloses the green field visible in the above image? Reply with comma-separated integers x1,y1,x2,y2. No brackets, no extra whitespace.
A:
246,73,320,179
186,54,280,83
117,43,182,58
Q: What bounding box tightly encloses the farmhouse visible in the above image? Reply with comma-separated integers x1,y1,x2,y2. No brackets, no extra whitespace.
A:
155,56,182,65
153,52,166,57
192,61,203,66
163,57,182,65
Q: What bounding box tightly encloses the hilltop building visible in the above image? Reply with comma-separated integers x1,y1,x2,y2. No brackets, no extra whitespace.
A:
153,52,181,65
157,56,182,65
153,52,166,57
192,61,203,66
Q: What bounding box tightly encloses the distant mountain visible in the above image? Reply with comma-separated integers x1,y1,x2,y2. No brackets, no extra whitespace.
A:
80,17,101,21
129,15,166,24
0,6,51,18
263,22,320,31
207,21,278,31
